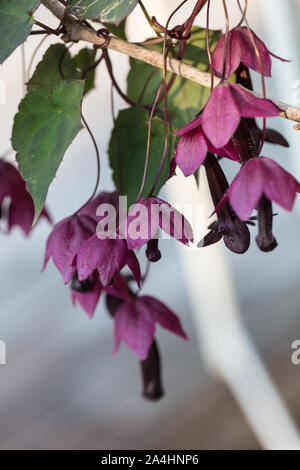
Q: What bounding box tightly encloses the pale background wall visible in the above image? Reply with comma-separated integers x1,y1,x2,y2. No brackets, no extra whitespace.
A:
0,0,300,449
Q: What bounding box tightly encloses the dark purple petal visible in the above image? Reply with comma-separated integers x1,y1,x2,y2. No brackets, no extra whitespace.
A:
174,128,208,176
202,84,241,148
230,83,280,118
139,296,188,340
77,235,128,286
0,160,25,202
199,221,222,247
71,272,102,317
126,250,141,288
212,28,248,78
7,191,35,236
265,128,289,148
151,197,193,245
124,198,159,250
207,139,240,162
240,27,272,77
260,157,300,211
173,114,202,136
43,215,96,284
113,299,155,360
225,159,265,220
0,160,51,235
104,273,132,301
212,27,272,78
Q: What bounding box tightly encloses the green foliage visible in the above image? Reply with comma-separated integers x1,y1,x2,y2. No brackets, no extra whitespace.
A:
73,48,97,95
102,19,127,40
127,28,221,129
0,0,38,64
28,44,96,96
12,80,84,223
109,106,175,207
66,0,138,25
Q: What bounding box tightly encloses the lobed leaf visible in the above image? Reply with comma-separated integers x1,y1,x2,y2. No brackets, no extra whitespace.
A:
12,80,84,223
28,44,96,96
0,0,39,64
109,106,175,207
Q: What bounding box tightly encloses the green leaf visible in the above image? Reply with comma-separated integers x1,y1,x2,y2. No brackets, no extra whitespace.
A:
127,28,221,129
28,44,96,96
12,80,84,223
102,18,127,40
66,0,138,24
28,44,80,92
0,0,38,64
109,106,175,207
73,48,96,95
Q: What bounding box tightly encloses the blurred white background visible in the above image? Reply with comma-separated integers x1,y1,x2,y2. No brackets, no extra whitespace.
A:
1,0,300,449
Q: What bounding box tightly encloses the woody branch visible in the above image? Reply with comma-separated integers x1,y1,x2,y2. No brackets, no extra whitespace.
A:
41,0,300,124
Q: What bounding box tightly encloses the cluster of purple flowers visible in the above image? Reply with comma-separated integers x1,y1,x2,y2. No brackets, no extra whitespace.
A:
1,23,299,399
173,26,299,254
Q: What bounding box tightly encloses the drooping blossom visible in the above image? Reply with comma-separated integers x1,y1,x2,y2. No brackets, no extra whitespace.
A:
216,157,300,221
105,275,164,400
43,214,96,283
76,233,141,287
0,160,50,235
200,153,250,254
71,271,102,317
202,83,280,149
122,196,194,250
212,26,277,79
172,114,240,177
113,292,187,360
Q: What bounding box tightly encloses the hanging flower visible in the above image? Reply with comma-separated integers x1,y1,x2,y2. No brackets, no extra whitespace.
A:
202,83,280,149
172,114,240,177
123,196,194,250
113,293,187,360
212,26,276,78
0,160,50,235
43,214,96,284
216,157,300,221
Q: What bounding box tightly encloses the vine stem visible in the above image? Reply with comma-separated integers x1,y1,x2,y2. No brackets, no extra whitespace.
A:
220,0,229,83
41,0,300,124
138,1,161,37
73,112,101,215
149,0,189,196
103,50,136,107
135,82,164,202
